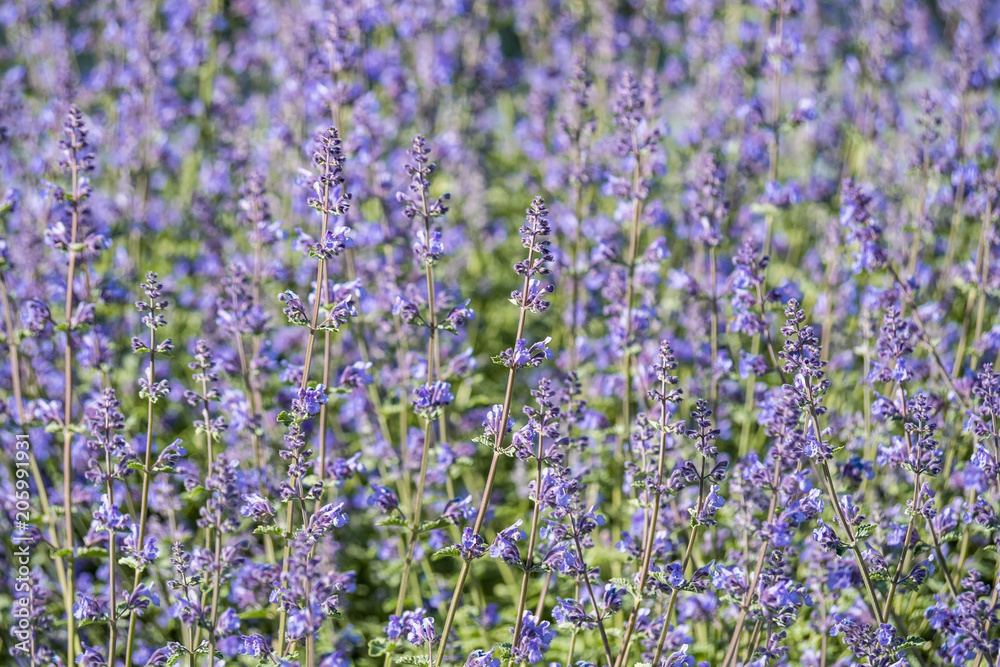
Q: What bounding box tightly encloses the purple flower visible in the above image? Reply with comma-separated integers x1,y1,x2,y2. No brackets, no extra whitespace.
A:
496,338,553,369
412,381,454,420
458,527,488,561
367,485,399,514
509,611,555,663
490,520,526,567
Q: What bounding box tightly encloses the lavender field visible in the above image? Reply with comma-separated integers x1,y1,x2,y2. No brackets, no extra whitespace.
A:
2,1,1000,665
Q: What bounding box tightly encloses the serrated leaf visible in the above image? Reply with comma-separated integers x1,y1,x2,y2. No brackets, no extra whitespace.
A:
834,540,855,558
119,555,144,572
854,523,876,539
898,635,926,650
610,577,639,598
254,525,283,536
432,545,462,560
417,517,449,533
238,609,273,620
377,516,408,528
368,637,394,657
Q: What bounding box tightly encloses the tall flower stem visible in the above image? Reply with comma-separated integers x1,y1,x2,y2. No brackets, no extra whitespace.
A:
880,385,921,622
718,458,784,667
569,519,615,666
392,160,442,615
233,329,276,565
277,238,330,658
719,322,792,667
434,199,550,667
192,358,221,658
433,316,526,667
314,258,333,511
506,413,547,661
104,417,119,663
811,409,884,622
206,509,223,667
277,126,346,656
124,319,158,666
614,357,674,667
61,126,86,665
392,417,433,619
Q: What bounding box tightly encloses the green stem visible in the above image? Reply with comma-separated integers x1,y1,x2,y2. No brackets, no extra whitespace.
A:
62,146,81,667
277,136,336,655
614,384,671,667
507,415,547,661
434,241,538,667
393,418,433,616
124,327,157,666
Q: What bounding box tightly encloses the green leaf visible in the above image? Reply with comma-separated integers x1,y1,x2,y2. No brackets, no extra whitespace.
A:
472,434,493,448
238,609,273,620
834,540,855,558
76,546,109,559
376,515,408,528
119,555,144,572
254,525,283,536
367,637,393,657
277,411,294,426
417,517,449,533
898,635,927,650
432,545,462,560
610,577,639,599
854,523,876,539
181,485,206,502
